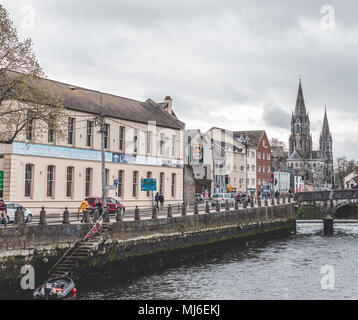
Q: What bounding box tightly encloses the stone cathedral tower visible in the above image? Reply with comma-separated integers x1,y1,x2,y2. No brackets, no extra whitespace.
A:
289,79,313,157
319,108,334,185
287,79,334,188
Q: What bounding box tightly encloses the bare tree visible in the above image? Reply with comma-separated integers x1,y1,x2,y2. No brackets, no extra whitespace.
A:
334,156,357,188
0,4,65,144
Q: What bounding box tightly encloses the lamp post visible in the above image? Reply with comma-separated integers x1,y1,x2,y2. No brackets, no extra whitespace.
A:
69,86,107,211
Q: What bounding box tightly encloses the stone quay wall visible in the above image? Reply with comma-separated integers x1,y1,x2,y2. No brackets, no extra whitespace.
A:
0,203,296,296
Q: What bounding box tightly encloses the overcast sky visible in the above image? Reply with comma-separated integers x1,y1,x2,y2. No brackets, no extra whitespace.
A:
2,0,358,160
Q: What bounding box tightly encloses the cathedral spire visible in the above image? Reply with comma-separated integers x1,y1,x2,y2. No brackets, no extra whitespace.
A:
295,78,307,117
321,106,330,135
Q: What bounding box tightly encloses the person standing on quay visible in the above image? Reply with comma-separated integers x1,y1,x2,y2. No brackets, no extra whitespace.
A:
0,199,7,227
159,193,164,210
155,192,160,209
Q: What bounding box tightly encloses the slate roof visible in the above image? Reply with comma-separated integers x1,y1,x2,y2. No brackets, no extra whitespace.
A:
233,130,266,148
1,70,184,130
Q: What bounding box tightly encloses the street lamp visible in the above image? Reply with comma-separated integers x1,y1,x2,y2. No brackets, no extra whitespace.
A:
236,135,250,195
69,86,107,211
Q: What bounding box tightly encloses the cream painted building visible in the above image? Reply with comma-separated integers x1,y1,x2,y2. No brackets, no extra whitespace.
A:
207,127,256,194
0,71,185,213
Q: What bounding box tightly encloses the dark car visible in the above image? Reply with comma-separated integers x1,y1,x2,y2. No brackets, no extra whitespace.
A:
85,197,124,214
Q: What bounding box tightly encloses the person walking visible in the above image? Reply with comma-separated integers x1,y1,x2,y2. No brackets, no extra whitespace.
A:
155,192,160,209
79,199,89,223
159,193,164,210
0,199,7,227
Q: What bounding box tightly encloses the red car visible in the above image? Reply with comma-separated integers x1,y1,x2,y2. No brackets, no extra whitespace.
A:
85,197,124,214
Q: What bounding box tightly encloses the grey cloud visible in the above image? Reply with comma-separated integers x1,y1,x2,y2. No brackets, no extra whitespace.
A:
2,0,358,159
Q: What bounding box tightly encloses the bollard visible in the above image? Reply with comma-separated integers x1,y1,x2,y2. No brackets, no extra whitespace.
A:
264,199,268,207
39,207,46,225
288,196,291,203
235,200,239,210
92,209,99,222
271,198,275,206
258,198,261,207
283,196,286,204
152,206,157,219
62,207,70,224
116,207,122,222
181,203,187,216
135,206,140,221
205,201,210,214
194,202,199,215
243,200,247,209
323,215,334,235
250,199,254,207
14,207,25,226
225,200,230,211
167,204,173,218
104,208,110,222
216,201,220,213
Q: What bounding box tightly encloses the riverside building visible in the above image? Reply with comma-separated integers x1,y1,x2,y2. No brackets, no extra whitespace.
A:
0,71,185,212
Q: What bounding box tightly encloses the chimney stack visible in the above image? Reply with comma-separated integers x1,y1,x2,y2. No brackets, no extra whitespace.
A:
165,96,172,115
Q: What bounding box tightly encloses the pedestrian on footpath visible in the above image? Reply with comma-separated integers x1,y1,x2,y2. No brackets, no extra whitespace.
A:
0,199,7,227
155,192,160,209
79,199,89,223
159,193,164,210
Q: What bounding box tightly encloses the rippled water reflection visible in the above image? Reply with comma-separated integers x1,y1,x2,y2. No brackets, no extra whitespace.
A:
80,223,358,300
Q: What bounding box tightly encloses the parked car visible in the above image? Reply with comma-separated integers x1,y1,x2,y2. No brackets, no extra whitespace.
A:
85,197,124,214
210,193,235,207
235,192,247,202
4,202,33,223
194,193,205,203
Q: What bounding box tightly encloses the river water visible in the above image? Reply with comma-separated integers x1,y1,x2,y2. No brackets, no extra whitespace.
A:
80,222,358,300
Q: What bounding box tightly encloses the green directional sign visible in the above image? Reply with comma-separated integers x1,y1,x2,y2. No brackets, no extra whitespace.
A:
0,171,3,191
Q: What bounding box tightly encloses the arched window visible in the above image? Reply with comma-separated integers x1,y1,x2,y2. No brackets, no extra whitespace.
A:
47,165,55,198
25,164,33,198
66,167,74,198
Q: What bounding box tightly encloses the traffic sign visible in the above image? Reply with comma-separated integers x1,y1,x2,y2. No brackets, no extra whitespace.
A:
106,185,117,190
113,179,118,187
0,171,3,191
141,178,157,191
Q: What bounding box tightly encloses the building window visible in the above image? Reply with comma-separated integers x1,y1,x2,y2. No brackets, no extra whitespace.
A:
172,134,176,157
133,128,138,154
267,153,270,160
118,170,124,198
257,152,261,159
133,171,138,198
257,165,261,172
85,168,92,197
258,179,261,185
119,126,125,151
47,165,55,198
160,133,165,155
68,117,75,145
26,111,34,141
251,151,255,158
104,124,110,149
263,140,265,147
262,166,265,173
146,131,152,154
251,178,255,185
86,121,93,147
48,116,55,144
25,164,33,198
66,167,74,198
160,172,165,194
267,166,271,173
171,173,176,198
146,171,152,197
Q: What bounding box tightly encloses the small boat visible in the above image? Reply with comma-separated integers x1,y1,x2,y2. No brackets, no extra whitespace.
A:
33,277,76,300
